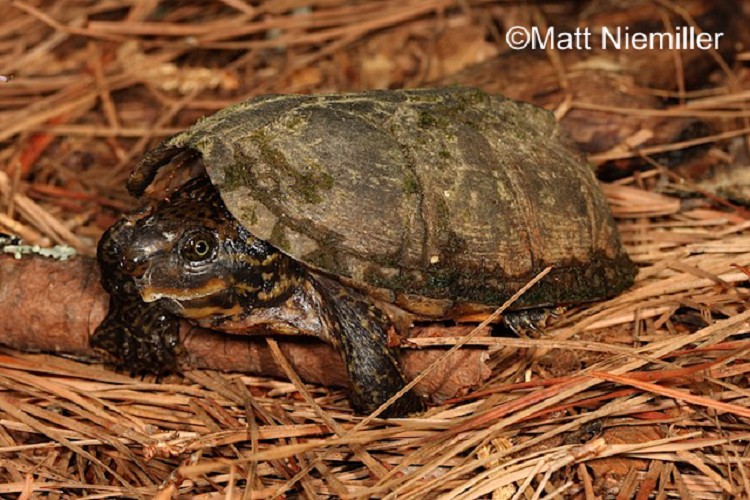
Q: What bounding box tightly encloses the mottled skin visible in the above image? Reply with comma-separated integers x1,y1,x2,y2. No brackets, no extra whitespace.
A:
92,177,424,417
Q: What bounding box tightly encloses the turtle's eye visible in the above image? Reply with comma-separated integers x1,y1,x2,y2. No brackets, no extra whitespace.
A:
180,233,217,262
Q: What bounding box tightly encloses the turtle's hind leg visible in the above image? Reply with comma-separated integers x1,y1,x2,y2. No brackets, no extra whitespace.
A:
502,307,564,336
312,274,425,417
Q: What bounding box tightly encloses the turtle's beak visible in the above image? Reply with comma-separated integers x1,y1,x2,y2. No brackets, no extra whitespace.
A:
99,210,172,279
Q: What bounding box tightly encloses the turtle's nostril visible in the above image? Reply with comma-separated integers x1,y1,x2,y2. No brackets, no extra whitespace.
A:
98,220,131,266
119,253,142,274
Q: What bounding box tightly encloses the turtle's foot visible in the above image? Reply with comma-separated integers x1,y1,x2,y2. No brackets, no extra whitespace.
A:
345,348,425,417
364,385,425,418
503,307,564,337
91,297,181,377
312,274,425,417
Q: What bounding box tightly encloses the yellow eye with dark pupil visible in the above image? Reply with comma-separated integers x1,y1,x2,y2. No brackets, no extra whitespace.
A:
181,234,215,262
194,240,209,256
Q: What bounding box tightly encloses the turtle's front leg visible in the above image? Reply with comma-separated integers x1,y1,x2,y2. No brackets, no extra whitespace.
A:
311,274,425,417
91,293,181,376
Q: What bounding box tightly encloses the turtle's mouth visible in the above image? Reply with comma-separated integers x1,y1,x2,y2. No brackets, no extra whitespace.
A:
137,278,246,320
162,298,244,320
137,278,229,303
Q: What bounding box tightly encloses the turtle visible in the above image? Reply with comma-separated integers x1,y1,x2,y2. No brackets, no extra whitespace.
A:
92,87,636,417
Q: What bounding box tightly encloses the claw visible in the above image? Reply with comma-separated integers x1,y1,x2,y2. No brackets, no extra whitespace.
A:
502,307,565,336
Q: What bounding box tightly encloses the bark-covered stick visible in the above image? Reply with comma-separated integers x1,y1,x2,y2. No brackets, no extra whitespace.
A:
0,255,489,402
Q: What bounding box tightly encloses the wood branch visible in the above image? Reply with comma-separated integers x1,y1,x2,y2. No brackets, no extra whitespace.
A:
0,255,490,403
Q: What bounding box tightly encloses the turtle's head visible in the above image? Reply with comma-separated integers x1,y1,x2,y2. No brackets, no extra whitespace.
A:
99,176,301,321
